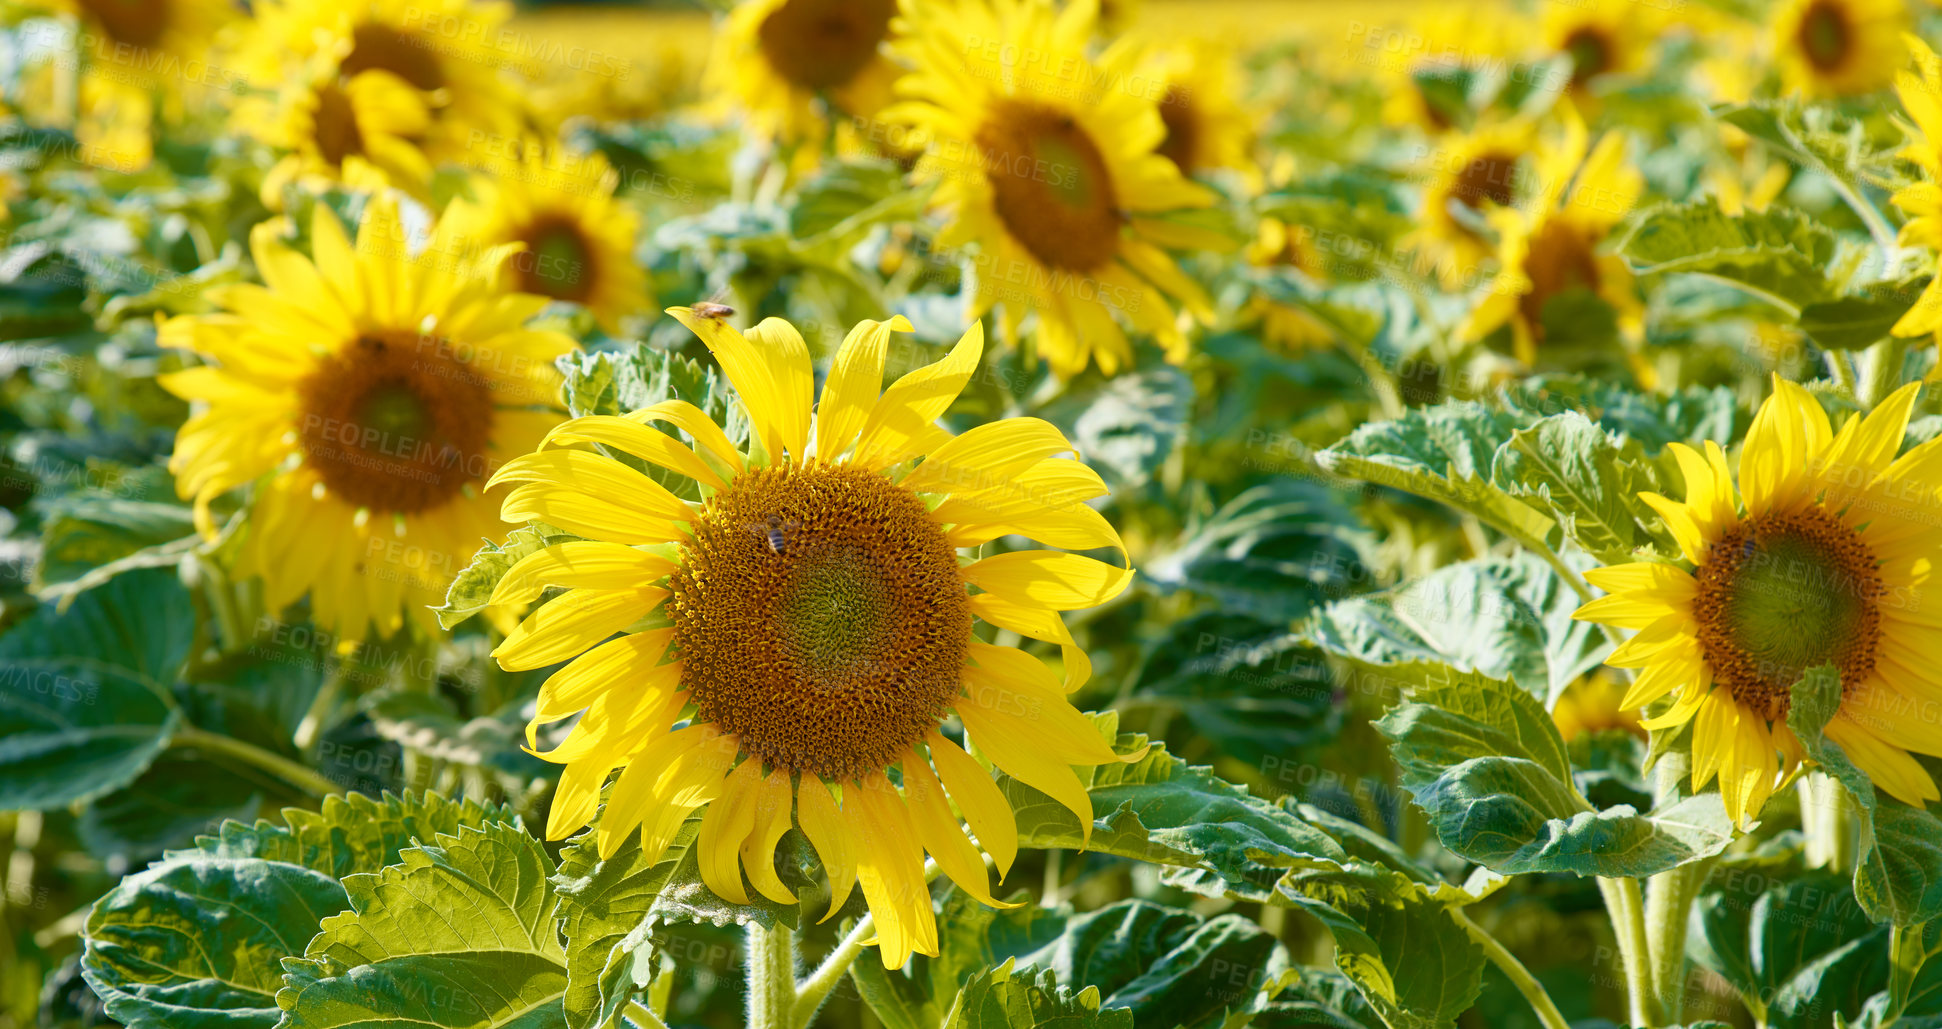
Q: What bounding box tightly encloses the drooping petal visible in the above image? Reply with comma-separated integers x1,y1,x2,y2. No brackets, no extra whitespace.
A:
901,750,1012,907
926,732,1019,878
961,551,1133,611
797,777,859,923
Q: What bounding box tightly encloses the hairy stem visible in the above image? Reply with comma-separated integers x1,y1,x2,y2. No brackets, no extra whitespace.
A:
746,921,796,1029
1644,857,1716,1023
1452,909,1570,1029
792,914,876,1029
1599,876,1664,1028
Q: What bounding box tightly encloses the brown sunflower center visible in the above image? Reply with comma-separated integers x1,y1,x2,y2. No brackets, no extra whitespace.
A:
756,0,894,92
313,82,365,167
1451,150,1519,209
1562,26,1614,87
1693,507,1883,721
516,216,596,304
1516,218,1603,342
78,0,169,48
1797,0,1852,71
1156,85,1200,177
295,334,496,514
977,99,1122,273
341,23,446,91
668,463,971,781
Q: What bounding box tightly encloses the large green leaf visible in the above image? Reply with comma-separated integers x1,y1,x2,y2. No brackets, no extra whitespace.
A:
1619,199,1838,311
82,792,511,1029
943,960,1135,1029
1787,666,1942,928
1041,366,1194,489
1376,662,1735,878
0,566,190,808
1689,854,1888,1028
1141,480,1370,622
277,820,568,1029
1797,294,1919,351
1493,412,1670,566
1317,400,1558,555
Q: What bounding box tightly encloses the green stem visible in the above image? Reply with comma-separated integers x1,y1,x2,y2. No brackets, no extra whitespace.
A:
1599,876,1664,1028
746,921,796,1029
1041,848,1064,908
1452,909,1570,1029
172,725,338,798
1801,772,1859,873
792,914,876,1029
1860,336,1911,409
621,1000,671,1029
1888,922,1934,1025
1826,349,1858,399
1644,857,1716,1024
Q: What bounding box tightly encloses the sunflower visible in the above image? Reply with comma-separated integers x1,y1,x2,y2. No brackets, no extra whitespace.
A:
443,145,651,332
1372,7,1522,133
1405,120,1535,289
1140,41,1254,182
1771,0,1907,98
160,200,575,642
707,0,902,145
236,64,435,208
26,0,236,169
885,0,1216,377
1244,216,1334,352
1891,37,1942,343
1541,0,1651,96
1552,673,1644,743
1575,379,1942,826
489,308,1140,967
237,0,523,164
1462,112,1643,368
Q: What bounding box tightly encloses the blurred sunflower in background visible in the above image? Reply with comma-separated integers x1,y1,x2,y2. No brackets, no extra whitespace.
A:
709,0,902,145
1770,0,1907,98
1405,120,1533,289
23,0,237,169
236,63,433,207
237,0,523,163
490,308,1140,967
1575,380,1942,825
1244,215,1335,352
1463,111,1643,370
160,201,574,642
1892,36,1942,348
1541,0,1651,98
1553,673,1645,743
1373,8,1520,134
1142,41,1254,183
886,0,1216,377
444,145,652,332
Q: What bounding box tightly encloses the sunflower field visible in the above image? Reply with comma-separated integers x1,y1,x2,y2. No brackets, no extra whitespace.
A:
23,0,1942,1027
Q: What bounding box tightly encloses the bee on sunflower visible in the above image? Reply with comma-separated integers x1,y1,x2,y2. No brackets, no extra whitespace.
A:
22,0,236,170
442,145,652,333
1461,110,1644,372
884,0,1217,378
1770,0,1907,98
1575,379,1942,826
708,0,902,146
489,308,1141,966
234,0,523,167
160,200,576,642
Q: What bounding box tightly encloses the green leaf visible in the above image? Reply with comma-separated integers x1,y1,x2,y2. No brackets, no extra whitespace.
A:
1376,662,1735,878
1787,665,1942,927
1798,294,1918,351
1317,400,1559,555
1494,411,1671,566
82,792,511,1029
944,960,1134,1029
550,804,813,1029
1044,366,1194,488
0,566,189,809
1690,857,1885,1028
553,344,747,477
992,715,1347,901
1618,198,1837,311
31,496,195,596
1142,479,1369,622
277,820,567,1029
433,523,578,630
362,689,549,779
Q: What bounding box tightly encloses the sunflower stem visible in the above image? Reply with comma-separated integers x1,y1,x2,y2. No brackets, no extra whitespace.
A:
170,725,339,798
791,913,875,1029
1643,856,1715,1024
1452,909,1569,1029
1598,876,1664,1028
747,921,795,1029
1800,772,1859,873
1860,336,1910,409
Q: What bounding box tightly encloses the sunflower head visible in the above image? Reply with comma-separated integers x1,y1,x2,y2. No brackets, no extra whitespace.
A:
489,308,1142,967
159,199,574,641
1575,378,1942,826
1140,41,1254,181
887,0,1216,377
710,0,902,143
1772,0,1907,98
239,63,434,208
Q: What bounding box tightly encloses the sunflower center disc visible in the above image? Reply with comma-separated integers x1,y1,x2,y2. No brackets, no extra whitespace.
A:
669,463,971,781
313,83,366,167
295,334,496,513
79,0,169,48
1694,507,1884,720
341,23,446,91
1156,86,1199,176
1516,219,1603,340
517,217,596,303
977,99,1122,273
757,0,895,92
1452,151,1519,209
1798,1,1852,71
1562,27,1613,86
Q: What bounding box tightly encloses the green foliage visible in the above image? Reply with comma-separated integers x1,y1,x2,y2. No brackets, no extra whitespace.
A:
1620,199,1839,310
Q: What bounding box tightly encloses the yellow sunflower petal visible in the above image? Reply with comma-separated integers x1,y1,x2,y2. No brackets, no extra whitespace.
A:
547,415,728,491
741,767,799,905
628,399,747,478
902,749,1013,908
815,315,915,462
927,731,1019,878
492,541,678,608
961,551,1133,611
849,773,938,968
493,586,665,671
669,308,799,463
797,778,859,924
697,759,766,904
903,418,1078,495
1827,715,1942,806
853,321,985,471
